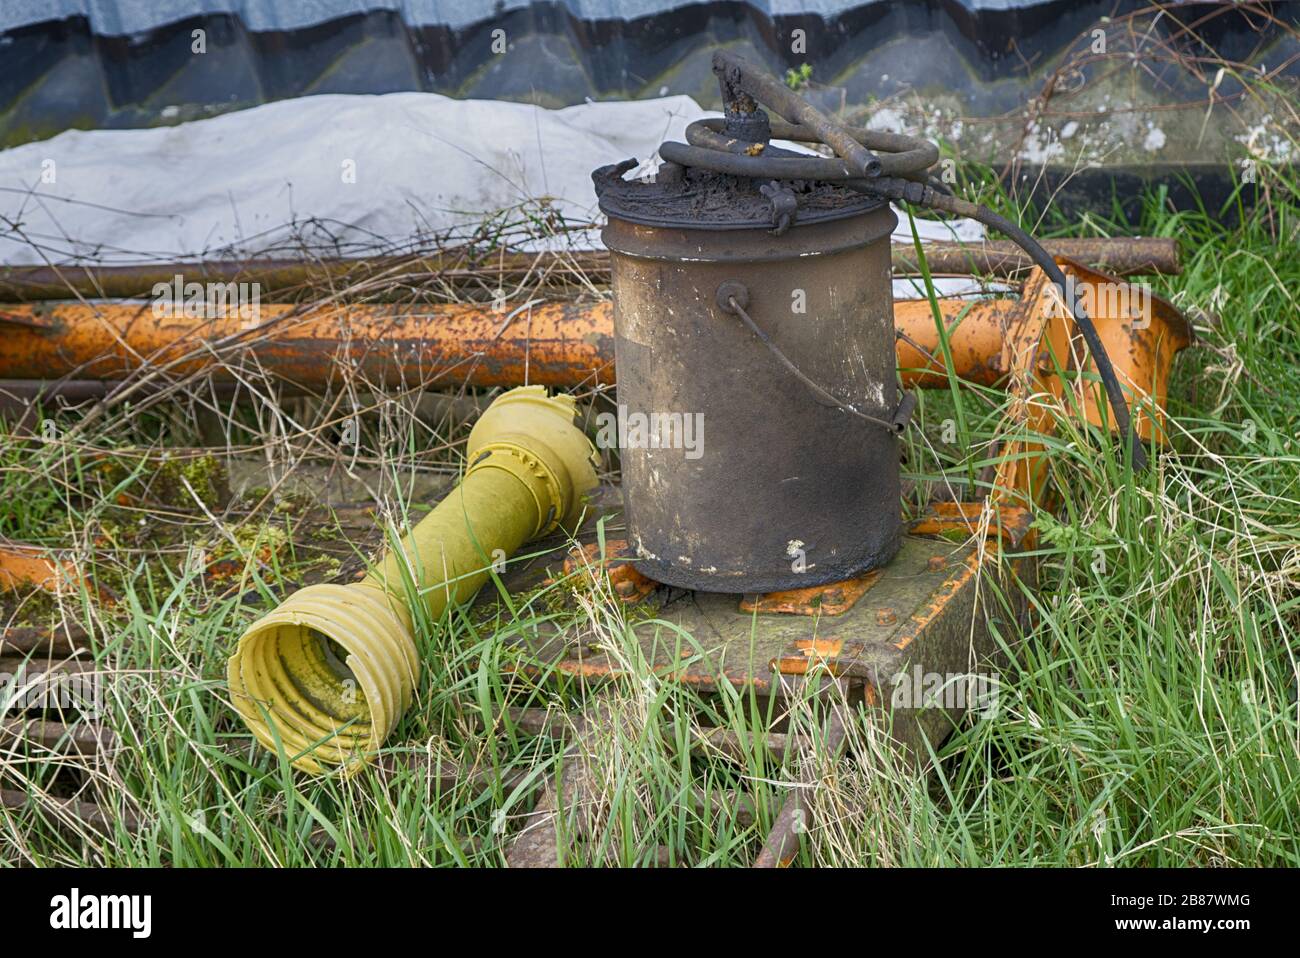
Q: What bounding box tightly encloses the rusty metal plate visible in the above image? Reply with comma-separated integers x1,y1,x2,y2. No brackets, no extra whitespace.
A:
494,527,1031,758
738,569,882,616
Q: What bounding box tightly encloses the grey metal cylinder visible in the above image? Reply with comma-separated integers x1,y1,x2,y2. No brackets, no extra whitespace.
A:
595,164,903,593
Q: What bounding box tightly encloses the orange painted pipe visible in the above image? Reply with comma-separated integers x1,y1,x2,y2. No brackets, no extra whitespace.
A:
0,300,614,390
0,266,1188,418
0,542,113,602
0,297,1010,391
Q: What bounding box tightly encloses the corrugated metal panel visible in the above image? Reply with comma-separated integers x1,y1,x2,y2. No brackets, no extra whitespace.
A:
2,0,1035,35
0,0,1291,221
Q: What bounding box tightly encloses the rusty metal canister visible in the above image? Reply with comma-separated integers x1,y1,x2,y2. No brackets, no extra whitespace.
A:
594,163,903,593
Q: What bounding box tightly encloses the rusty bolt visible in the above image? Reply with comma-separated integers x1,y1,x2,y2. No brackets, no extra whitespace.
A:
614,579,638,598
927,555,947,572
875,608,897,626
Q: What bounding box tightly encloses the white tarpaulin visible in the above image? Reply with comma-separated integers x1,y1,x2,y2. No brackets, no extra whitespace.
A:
0,91,986,292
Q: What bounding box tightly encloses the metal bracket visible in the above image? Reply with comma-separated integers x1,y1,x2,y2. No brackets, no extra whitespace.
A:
890,391,917,432
759,181,799,235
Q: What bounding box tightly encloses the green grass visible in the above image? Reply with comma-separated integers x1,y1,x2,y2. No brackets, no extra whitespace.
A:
3,162,1300,866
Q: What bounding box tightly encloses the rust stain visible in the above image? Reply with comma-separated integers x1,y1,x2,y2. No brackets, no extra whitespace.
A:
910,502,1033,548
558,538,658,604
0,310,54,331
892,550,983,652
793,637,844,655
771,637,850,676
740,569,881,616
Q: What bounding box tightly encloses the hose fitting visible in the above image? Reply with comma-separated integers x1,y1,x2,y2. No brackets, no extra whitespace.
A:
226,386,599,773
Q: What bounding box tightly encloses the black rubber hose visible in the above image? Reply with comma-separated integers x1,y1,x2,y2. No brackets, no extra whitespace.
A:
964,203,1148,472
659,140,861,181
904,184,1149,470
713,50,884,177
852,177,1148,471
667,51,1147,472
681,117,938,179
661,142,1147,469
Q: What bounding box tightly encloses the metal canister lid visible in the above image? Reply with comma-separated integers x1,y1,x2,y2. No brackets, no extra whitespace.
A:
592,159,884,232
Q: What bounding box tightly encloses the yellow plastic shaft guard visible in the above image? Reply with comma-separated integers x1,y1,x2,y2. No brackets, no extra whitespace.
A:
226,386,599,774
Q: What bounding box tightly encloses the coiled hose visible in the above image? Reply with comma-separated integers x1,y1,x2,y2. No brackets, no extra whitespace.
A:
657,51,1147,471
